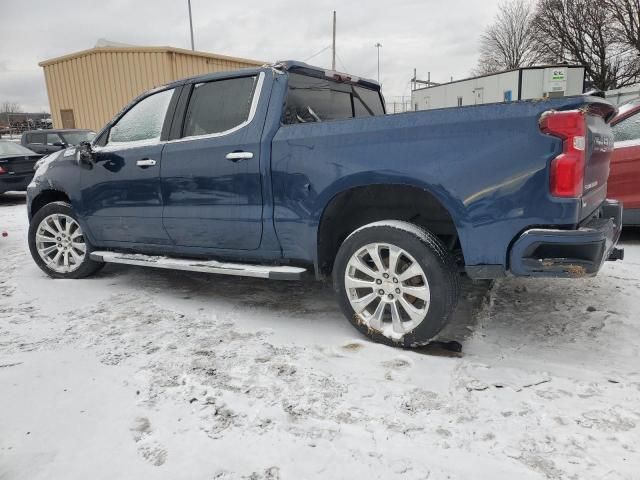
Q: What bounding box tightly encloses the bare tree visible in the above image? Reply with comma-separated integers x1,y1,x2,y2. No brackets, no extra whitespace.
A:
474,0,549,75
605,0,640,52
534,0,640,90
0,101,22,114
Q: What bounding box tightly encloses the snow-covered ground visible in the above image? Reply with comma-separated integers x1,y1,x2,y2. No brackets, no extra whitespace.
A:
1,191,639,480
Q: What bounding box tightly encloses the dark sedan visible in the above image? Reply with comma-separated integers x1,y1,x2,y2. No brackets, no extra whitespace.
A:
0,141,42,194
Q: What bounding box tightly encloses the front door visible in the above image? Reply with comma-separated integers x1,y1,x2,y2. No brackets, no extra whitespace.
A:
161,73,266,250
80,88,176,245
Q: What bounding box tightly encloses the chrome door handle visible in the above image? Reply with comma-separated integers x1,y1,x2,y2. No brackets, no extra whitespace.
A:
136,159,157,167
225,151,253,161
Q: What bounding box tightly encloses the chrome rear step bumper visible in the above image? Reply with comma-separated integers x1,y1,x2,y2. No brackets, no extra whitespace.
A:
90,251,307,280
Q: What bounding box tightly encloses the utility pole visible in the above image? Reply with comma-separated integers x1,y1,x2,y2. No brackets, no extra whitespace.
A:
188,0,195,51
332,11,336,70
375,43,382,83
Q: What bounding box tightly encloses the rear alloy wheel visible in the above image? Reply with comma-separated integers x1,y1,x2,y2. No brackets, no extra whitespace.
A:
345,243,431,339
334,220,459,347
28,201,104,279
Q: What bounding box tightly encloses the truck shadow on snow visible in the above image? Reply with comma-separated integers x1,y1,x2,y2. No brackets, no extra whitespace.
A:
95,263,492,354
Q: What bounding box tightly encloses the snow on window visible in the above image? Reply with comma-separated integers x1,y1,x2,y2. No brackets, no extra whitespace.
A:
109,89,173,145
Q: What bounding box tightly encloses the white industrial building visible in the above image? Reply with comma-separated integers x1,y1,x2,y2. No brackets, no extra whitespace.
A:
605,84,640,105
411,65,585,111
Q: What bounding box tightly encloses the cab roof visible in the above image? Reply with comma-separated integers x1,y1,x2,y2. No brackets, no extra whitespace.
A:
166,60,381,91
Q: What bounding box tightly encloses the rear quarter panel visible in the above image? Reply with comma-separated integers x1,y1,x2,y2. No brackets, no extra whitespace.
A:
271,97,594,268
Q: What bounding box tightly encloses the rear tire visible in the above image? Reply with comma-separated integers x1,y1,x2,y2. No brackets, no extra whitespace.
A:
333,220,459,348
28,201,104,279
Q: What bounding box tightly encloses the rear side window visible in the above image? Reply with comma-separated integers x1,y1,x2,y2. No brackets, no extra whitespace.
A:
613,111,640,142
284,73,384,124
28,132,46,144
183,76,257,137
109,88,174,145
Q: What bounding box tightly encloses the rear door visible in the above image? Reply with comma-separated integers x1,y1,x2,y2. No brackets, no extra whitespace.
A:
610,110,640,210
161,73,266,250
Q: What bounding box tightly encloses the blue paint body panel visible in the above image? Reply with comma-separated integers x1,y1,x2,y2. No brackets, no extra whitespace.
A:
26,62,620,279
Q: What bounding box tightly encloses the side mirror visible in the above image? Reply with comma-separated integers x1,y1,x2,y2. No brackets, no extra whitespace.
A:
77,141,95,168
53,141,66,147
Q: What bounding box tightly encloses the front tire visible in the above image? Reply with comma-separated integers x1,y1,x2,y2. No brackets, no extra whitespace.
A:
333,220,459,348
28,201,104,279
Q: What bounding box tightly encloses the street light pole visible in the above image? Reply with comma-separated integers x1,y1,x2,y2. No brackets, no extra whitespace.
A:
188,0,195,51
375,43,382,83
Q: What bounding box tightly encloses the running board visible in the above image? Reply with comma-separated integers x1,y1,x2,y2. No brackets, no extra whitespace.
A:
90,251,306,280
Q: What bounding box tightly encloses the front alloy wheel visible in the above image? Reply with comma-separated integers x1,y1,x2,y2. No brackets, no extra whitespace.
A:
28,201,104,279
35,213,87,273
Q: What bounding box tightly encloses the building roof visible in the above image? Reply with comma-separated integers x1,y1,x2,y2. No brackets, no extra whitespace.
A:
413,64,584,92
39,46,264,67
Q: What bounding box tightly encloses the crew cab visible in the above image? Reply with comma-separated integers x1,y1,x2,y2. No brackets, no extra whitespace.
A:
26,61,622,347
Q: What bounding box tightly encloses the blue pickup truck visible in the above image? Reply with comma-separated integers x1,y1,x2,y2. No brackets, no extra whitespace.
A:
26,61,623,347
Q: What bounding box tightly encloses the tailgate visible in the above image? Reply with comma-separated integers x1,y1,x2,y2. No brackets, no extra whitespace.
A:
540,97,617,222
581,101,617,219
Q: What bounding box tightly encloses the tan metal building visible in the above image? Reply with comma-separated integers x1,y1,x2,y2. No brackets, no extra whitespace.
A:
39,46,264,131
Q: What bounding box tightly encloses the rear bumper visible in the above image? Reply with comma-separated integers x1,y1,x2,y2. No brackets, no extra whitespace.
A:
509,199,623,278
0,173,34,193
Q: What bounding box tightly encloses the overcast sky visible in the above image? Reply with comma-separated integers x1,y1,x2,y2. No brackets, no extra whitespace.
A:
1,0,505,113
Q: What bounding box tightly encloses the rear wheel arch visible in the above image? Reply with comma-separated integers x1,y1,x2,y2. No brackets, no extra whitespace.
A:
316,184,463,277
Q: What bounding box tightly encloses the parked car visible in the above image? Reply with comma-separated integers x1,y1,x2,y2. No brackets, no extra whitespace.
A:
21,129,95,155
25,61,622,347
0,141,42,194
610,99,640,226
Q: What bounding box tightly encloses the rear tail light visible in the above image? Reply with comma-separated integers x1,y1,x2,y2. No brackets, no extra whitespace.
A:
539,110,586,198
0,166,6,175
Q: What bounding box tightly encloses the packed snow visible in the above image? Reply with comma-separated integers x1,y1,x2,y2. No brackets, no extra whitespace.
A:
1,191,639,480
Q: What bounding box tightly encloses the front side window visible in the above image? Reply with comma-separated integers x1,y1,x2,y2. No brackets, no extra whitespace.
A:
109,89,174,145
183,76,257,138
46,133,63,145
613,111,640,143
284,73,384,124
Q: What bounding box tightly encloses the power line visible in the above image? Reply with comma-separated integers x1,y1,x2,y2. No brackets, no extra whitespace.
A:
335,52,348,72
304,45,332,63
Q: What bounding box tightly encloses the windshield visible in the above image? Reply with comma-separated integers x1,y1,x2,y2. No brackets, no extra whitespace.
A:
60,131,96,145
0,141,36,157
